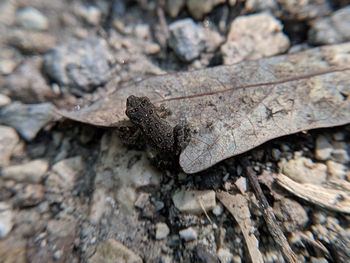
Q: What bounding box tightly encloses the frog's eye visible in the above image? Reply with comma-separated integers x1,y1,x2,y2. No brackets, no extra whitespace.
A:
167,133,171,137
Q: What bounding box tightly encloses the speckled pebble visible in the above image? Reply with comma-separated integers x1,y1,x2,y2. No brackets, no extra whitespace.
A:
282,157,327,184
315,135,333,160
179,227,198,242
0,202,13,238
168,18,206,62
221,12,290,65
16,7,49,31
217,248,234,263
0,94,11,107
331,148,349,164
326,160,346,179
155,222,170,240
2,159,49,183
172,189,216,214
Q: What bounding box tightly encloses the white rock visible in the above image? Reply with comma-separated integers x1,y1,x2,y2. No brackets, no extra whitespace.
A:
155,222,170,240
17,7,49,31
172,189,216,214
2,159,49,183
187,0,225,19
235,177,247,194
326,160,345,179
77,5,101,26
221,12,290,65
331,149,349,164
282,157,327,184
217,248,234,263
0,59,17,75
89,239,142,263
0,125,20,166
333,132,345,141
212,204,223,216
0,94,11,107
134,192,150,209
47,156,84,191
0,202,13,238
315,135,333,160
179,227,198,242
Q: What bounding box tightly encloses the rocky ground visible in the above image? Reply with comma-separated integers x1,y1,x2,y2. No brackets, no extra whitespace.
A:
0,0,350,262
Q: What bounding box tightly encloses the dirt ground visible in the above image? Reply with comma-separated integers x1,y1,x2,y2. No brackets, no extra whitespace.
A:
0,1,350,262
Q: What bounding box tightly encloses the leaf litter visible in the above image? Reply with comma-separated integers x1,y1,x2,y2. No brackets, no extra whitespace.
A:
58,43,350,174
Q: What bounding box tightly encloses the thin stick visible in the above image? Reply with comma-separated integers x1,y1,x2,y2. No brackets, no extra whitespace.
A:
240,157,297,263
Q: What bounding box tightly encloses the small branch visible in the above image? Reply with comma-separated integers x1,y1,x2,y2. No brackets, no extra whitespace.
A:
240,157,297,263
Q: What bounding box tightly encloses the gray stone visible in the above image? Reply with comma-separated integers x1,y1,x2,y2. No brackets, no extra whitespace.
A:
0,125,20,166
0,102,56,141
282,157,327,184
76,5,101,26
179,227,197,242
309,6,350,45
0,94,11,107
273,198,308,232
89,239,142,263
0,59,17,75
0,202,13,238
172,189,216,214
333,132,345,141
315,135,333,160
6,58,56,103
326,160,345,179
310,257,329,263
271,148,281,161
47,156,84,192
221,13,290,65
155,222,170,240
186,0,225,20
1,159,49,183
168,18,206,62
245,0,278,12
165,0,185,18
43,38,112,94
331,149,349,164
16,7,49,31
8,30,56,54
217,248,234,263
0,0,16,26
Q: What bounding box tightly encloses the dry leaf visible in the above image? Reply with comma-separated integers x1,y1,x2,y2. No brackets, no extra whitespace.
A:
58,43,350,173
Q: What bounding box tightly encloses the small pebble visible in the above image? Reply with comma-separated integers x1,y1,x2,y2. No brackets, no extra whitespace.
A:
326,160,346,179
315,135,333,160
53,250,63,260
168,18,206,62
212,204,223,216
333,132,345,141
17,7,49,31
155,222,170,240
0,202,13,238
179,227,198,242
172,189,216,214
331,149,349,164
0,94,11,108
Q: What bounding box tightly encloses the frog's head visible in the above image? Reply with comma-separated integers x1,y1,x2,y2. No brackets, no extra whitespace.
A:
125,95,151,120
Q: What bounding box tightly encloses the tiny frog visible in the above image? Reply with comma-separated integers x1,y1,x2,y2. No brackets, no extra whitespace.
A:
125,95,188,154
